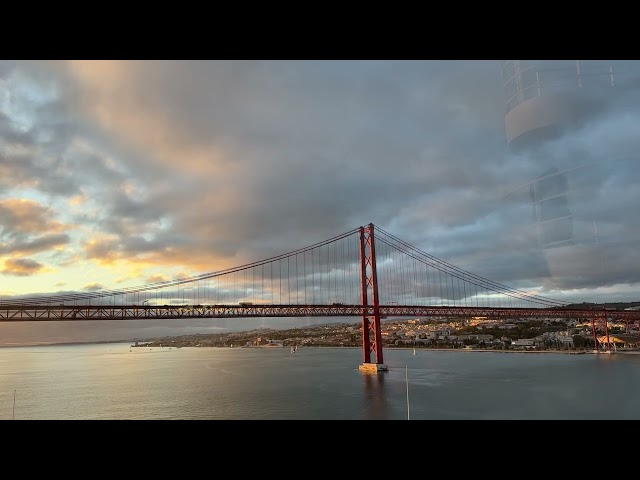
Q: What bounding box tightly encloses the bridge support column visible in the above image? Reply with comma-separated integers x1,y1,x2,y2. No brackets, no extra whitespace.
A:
591,318,599,353
592,315,613,354
358,223,387,373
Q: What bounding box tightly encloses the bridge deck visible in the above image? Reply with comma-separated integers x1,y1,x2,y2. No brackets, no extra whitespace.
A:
0,304,638,321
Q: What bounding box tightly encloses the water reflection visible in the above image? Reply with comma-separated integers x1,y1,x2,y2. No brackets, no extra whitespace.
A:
361,372,390,420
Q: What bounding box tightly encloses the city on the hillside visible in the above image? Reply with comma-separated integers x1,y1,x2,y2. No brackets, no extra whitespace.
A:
134,307,640,352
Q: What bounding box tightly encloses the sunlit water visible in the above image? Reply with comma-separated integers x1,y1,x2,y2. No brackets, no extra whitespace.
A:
1,343,639,420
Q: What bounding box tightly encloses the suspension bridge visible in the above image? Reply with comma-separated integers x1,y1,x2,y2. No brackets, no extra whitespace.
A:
1,223,639,371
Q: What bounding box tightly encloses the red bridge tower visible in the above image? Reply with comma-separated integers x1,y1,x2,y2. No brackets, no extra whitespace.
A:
358,223,388,372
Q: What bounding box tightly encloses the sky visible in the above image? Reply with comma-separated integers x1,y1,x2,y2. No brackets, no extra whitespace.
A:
1,60,640,343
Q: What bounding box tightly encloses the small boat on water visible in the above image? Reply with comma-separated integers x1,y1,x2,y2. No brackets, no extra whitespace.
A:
412,348,416,355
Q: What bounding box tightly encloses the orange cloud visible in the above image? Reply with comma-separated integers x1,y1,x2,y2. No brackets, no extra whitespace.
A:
146,274,169,283
68,193,87,206
83,235,120,264
65,60,233,177
0,198,68,235
81,230,245,284
2,258,44,276
82,282,103,292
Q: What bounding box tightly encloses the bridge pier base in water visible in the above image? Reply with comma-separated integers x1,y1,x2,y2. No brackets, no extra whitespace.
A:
358,363,388,373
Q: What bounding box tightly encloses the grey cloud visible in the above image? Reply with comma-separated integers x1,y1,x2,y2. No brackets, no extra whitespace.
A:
2,60,640,304
110,195,162,220
0,65,81,198
0,151,79,197
120,235,170,255
0,111,39,145
0,233,70,255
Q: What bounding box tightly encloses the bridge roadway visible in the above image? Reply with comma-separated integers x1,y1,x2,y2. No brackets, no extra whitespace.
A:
1,304,639,322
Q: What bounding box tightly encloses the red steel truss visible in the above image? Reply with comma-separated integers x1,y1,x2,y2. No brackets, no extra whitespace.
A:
1,304,639,322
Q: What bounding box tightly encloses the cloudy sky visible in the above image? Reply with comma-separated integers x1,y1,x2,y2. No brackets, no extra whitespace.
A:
2,59,640,318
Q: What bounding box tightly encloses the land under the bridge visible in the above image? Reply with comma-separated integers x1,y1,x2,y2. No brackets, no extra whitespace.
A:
130,316,640,353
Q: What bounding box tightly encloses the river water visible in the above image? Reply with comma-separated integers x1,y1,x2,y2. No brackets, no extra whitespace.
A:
1,342,638,420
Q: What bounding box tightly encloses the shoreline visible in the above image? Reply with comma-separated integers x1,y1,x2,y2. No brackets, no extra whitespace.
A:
177,344,639,355
282,346,640,355
376,347,640,355
3,342,639,356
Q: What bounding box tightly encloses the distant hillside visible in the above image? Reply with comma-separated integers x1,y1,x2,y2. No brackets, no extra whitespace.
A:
562,301,640,310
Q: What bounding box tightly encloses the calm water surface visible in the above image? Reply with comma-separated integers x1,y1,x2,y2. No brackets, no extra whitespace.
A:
1,343,639,420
